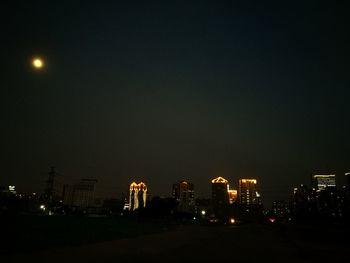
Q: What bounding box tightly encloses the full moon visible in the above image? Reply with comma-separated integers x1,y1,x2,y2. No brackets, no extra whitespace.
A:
32,58,44,69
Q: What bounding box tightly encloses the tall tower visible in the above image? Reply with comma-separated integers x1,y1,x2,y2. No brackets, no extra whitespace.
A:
172,180,195,212
128,182,148,211
44,166,56,201
211,177,229,218
238,179,261,205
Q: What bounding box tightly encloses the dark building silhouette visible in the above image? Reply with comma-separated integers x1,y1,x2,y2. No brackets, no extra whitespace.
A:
172,180,195,213
346,172,350,187
211,177,229,219
62,179,97,208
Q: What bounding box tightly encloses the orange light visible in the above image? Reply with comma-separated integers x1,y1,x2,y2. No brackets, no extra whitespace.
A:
211,176,228,184
240,179,257,184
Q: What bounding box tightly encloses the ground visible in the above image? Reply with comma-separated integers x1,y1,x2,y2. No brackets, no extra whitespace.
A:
2,216,349,263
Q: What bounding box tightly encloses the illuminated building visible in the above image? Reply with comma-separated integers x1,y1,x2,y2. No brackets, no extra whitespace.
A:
238,179,261,205
211,177,229,217
172,181,195,212
8,185,16,194
228,189,238,204
312,174,336,191
62,179,97,208
128,182,148,211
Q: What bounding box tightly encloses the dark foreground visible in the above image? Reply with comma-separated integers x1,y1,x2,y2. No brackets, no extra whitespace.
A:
2,217,350,263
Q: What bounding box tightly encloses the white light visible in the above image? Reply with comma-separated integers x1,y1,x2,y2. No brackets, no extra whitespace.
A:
193,217,196,220
201,210,206,215
40,205,46,211
230,218,235,224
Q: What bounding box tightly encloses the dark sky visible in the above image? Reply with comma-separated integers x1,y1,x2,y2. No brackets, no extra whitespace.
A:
2,0,350,206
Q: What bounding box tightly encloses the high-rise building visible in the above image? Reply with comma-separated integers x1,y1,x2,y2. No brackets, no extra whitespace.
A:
172,180,195,212
311,174,336,191
62,179,98,208
345,172,350,187
238,179,261,205
128,182,148,211
211,177,229,217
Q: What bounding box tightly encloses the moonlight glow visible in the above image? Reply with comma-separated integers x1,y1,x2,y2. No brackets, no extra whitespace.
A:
32,58,44,69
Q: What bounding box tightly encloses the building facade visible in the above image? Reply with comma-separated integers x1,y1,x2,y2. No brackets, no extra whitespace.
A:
238,179,261,205
312,174,336,191
128,182,148,211
172,180,195,213
211,177,230,218
62,179,98,208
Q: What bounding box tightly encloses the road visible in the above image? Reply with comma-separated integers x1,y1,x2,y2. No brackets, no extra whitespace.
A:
3,223,349,263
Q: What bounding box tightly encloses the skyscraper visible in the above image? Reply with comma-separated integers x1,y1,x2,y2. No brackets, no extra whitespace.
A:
172,181,195,212
211,177,229,218
311,174,336,191
238,179,261,205
128,182,148,211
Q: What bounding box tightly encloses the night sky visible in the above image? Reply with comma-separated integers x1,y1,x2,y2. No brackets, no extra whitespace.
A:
2,0,350,206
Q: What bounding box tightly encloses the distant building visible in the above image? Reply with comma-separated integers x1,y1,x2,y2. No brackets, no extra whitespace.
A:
238,179,261,205
272,200,288,218
291,184,318,220
62,179,98,208
128,182,148,211
228,189,238,204
172,180,195,212
8,185,16,194
345,172,350,187
0,185,16,196
211,177,229,218
311,174,336,191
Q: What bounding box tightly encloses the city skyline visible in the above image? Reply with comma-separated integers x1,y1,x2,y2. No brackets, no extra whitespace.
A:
2,168,349,209
3,1,350,208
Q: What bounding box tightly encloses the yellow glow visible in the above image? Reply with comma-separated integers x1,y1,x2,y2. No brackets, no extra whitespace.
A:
240,179,257,184
32,58,44,68
313,174,336,178
230,218,235,224
211,176,228,184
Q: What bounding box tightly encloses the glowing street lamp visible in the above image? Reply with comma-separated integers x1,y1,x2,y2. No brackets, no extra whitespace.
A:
32,57,44,69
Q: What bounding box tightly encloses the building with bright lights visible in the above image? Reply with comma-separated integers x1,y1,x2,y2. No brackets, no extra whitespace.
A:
62,179,98,208
228,189,238,204
172,180,195,212
238,179,261,205
312,174,336,191
128,182,148,211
